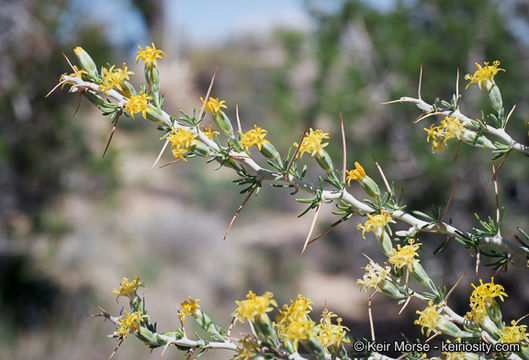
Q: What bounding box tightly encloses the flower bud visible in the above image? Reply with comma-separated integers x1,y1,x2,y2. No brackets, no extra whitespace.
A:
380,281,405,299
191,142,210,158
361,175,380,199
260,142,281,163
315,149,334,174
145,107,165,124
73,46,97,77
485,80,503,113
438,317,473,338
411,263,431,288
301,338,326,358
213,111,234,137
479,315,501,336
377,231,393,257
84,90,105,106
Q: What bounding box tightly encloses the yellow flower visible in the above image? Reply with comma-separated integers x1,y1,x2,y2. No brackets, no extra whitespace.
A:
112,276,145,302
414,301,442,337
346,162,366,185
424,116,466,153
237,334,259,360
178,297,200,322
388,239,421,271
274,294,315,348
357,211,395,239
468,277,507,324
294,128,330,159
201,125,219,139
232,290,277,323
465,60,505,89
200,97,227,115
136,42,166,67
357,262,390,292
125,92,152,119
100,63,134,93
315,308,349,350
499,320,529,344
116,310,146,340
239,125,270,154
167,128,199,162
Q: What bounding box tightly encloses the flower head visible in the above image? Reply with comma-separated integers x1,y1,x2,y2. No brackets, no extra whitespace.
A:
178,297,200,322
315,308,349,350
357,262,390,292
201,97,227,115
414,301,442,337
125,92,152,119
100,63,134,93
388,239,421,271
424,116,466,153
274,294,315,348
232,290,277,323
201,125,219,139
346,162,366,185
468,277,507,323
499,320,529,344
465,60,505,89
167,128,199,162
112,276,145,302
239,125,270,154
136,43,166,67
294,128,329,158
357,211,395,239
116,310,146,340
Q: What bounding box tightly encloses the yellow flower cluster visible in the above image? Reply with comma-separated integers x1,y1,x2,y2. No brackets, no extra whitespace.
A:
112,276,145,302
125,92,152,119
239,125,270,154
232,290,277,323
498,320,529,344
100,63,134,93
136,42,166,67
275,294,316,348
357,211,395,239
414,301,442,337
388,239,421,271
237,334,259,360
357,262,390,292
424,116,466,152
201,125,219,139
201,96,227,115
346,161,366,184
116,310,145,340
465,60,505,89
178,297,200,323
167,128,199,161
315,308,349,350
468,277,507,324
294,128,329,159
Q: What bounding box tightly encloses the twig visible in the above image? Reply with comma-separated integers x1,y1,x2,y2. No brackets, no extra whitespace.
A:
223,186,257,240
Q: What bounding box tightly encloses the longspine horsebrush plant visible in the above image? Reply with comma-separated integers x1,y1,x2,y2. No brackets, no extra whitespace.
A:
47,44,529,360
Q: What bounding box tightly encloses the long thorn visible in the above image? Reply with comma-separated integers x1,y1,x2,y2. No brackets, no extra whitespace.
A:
308,218,345,245
236,104,242,134
62,52,77,74
46,79,67,98
445,273,465,303
453,140,461,162
150,139,170,172
398,296,412,315
103,112,121,158
372,155,392,195
286,125,309,177
413,111,444,124
368,298,376,341
504,104,516,128
301,204,322,254
492,165,501,227
223,186,257,240
487,148,513,189
456,68,460,102
440,179,459,224
418,65,423,100
340,113,347,184
380,98,407,105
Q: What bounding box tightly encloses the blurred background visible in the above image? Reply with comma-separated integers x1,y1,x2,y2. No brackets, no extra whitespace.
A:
1,0,529,359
